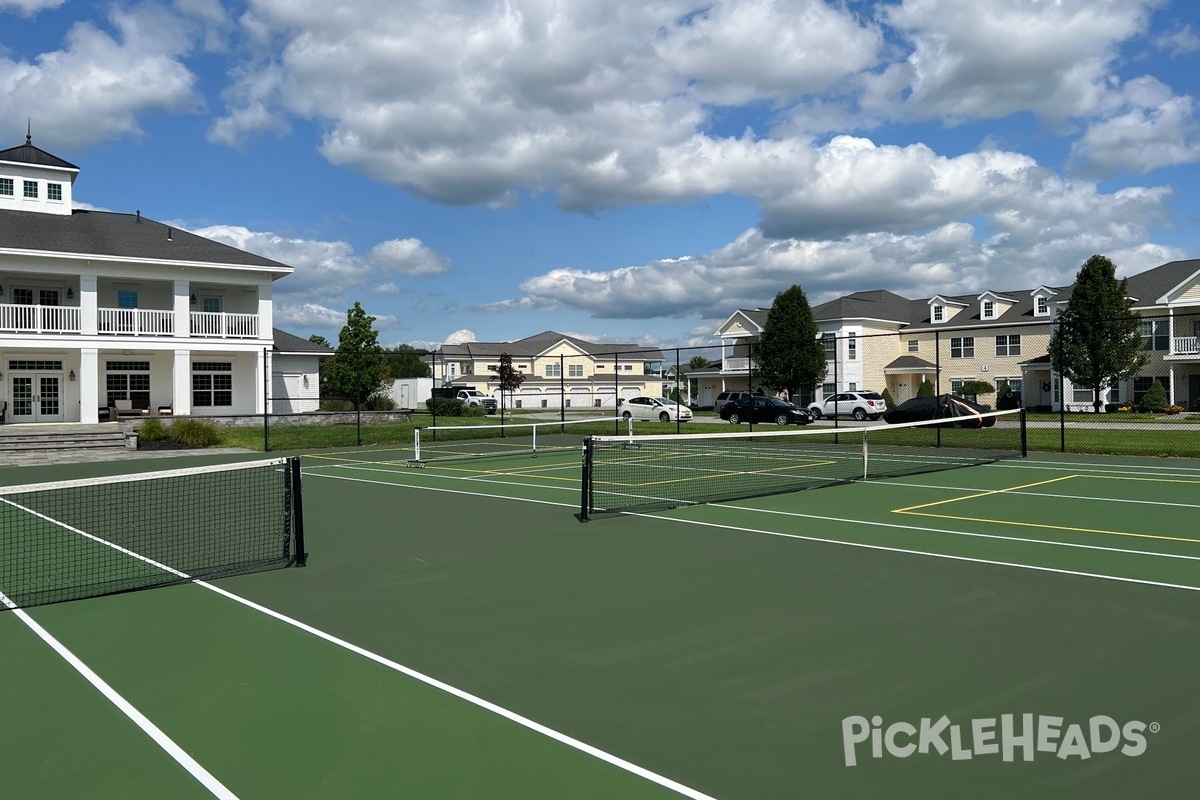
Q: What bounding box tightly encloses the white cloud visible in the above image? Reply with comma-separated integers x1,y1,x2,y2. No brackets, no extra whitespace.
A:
1070,77,1200,175
0,6,201,149
865,0,1158,123
443,329,477,345
367,238,452,277
0,0,65,17
1154,23,1200,57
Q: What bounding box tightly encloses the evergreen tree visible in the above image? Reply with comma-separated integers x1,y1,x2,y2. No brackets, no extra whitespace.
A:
756,285,827,398
326,302,389,409
1050,255,1147,413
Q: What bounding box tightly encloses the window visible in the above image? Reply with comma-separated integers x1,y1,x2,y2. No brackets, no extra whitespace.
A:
9,360,63,370
23,180,37,198
1133,376,1169,404
995,335,1021,357
1035,296,1048,316
982,300,995,319
117,290,138,309
1073,385,1094,404
823,333,836,358
47,183,62,201
821,382,836,395
1139,319,1168,351
933,305,944,322
950,337,974,358
908,340,919,353
0,178,12,195
950,378,970,394
568,364,584,377
39,289,59,307
624,364,633,371
193,362,233,407
201,297,222,313
105,361,151,409
545,362,561,377
997,378,1022,398
847,333,856,361
13,288,33,305
848,382,857,391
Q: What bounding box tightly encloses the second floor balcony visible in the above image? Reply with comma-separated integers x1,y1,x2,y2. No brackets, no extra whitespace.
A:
723,357,757,373
1172,337,1199,356
0,303,260,339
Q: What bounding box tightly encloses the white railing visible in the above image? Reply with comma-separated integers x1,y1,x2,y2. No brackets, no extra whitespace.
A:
723,357,757,372
0,303,81,333
190,311,259,338
97,308,174,335
1173,336,1199,355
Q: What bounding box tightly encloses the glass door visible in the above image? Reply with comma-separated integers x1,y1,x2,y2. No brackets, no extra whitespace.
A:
8,374,64,422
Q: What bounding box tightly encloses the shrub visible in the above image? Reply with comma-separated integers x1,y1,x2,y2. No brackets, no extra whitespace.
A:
917,380,935,398
365,393,397,411
1140,379,1169,413
138,416,168,441
426,397,464,416
958,380,995,397
169,418,222,448
463,404,486,417
320,398,355,412
1168,404,1185,414
995,381,1021,411
880,387,896,408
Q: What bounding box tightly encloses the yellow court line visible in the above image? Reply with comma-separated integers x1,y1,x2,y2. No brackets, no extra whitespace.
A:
895,510,1200,546
892,474,1079,514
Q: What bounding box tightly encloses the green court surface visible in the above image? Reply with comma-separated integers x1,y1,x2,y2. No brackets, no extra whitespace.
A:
2,437,1200,799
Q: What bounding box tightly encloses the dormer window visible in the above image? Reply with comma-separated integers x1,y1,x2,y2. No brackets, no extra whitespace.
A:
0,178,12,196
47,183,62,201
23,180,37,199
982,300,995,319
1035,296,1048,316
932,305,944,322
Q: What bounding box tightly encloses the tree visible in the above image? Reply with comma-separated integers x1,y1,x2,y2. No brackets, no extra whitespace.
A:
1050,255,1148,413
1141,379,1168,413
687,355,712,370
490,352,525,421
755,285,827,398
326,302,389,409
917,379,935,397
383,344,432,379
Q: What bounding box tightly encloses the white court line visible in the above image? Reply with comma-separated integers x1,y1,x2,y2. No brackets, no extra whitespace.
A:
0,589,239,799
307,464,1200,581
2,478,718,800
193,581,720,800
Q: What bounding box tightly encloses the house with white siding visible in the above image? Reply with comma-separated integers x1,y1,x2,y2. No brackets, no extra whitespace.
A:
706,262,1200,412
0,135,320,423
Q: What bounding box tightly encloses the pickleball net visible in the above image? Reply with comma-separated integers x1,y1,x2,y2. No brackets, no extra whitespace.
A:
0,457,305,610
408,416,630,465
580,409,1026,519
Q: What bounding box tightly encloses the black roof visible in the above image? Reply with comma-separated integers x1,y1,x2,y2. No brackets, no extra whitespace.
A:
0,208,291,271
0,136,79,171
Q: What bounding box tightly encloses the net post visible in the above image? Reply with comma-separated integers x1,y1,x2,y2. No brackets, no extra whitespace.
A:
289,457,307,566
579,437,593,522
413,428,421,462
862,429,869,481
1020,407,1028,457
532,423,537,457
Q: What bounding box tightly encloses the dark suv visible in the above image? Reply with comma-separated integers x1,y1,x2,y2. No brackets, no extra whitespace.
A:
714,390,764,408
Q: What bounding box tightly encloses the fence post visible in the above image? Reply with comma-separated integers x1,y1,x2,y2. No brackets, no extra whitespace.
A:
263,346,271,452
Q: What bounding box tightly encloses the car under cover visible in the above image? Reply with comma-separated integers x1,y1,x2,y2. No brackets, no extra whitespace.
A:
882,394,997,428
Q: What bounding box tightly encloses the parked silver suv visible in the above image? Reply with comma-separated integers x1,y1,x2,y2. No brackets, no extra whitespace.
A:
808,391,886,421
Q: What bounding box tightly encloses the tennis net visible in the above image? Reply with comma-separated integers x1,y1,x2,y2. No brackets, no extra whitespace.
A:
0,457,305,610
580,409,1026,519
409,416,629,465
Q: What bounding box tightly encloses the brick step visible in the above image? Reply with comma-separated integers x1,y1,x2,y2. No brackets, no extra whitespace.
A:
0,433,127,451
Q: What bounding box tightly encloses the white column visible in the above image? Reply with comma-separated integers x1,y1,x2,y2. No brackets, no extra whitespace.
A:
80,274,98,335
174,280,190,338
257,283,273,339
173,350,191,415
257,347,271,414
79,348,99,423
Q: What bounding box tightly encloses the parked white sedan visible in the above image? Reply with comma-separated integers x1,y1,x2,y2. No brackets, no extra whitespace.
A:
620,396,694,422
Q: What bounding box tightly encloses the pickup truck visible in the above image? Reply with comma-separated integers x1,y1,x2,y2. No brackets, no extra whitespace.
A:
433,387,498,414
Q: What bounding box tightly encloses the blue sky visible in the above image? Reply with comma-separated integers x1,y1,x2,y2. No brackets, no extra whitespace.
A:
4,0,1200,350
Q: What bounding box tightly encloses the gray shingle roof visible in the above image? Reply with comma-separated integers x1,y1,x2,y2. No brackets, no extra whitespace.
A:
813,290,923,325
441,330,663,360
0,208,291,271
273,329,334,354
1124,258,1200,306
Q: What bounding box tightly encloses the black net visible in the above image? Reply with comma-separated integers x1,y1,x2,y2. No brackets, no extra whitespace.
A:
0,457,303,610
583,410,1026,517
409,417,626,465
